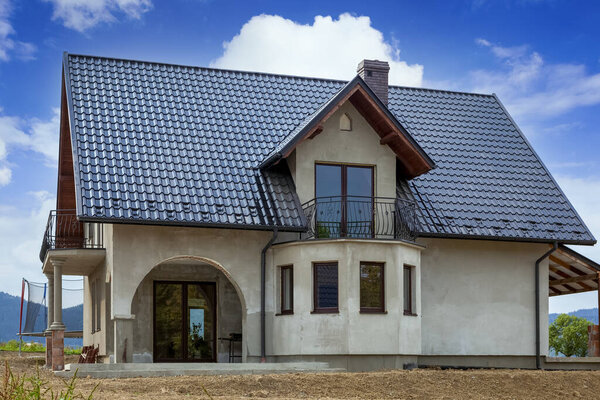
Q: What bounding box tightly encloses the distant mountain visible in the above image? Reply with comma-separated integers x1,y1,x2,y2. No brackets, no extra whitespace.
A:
0,291,82,346
549,308,598,325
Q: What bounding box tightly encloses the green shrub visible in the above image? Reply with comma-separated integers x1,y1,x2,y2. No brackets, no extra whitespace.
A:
0,340,81,355
549,314,593,357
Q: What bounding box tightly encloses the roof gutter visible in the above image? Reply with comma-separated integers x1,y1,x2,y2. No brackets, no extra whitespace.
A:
260,227,278,362
535,241,558,369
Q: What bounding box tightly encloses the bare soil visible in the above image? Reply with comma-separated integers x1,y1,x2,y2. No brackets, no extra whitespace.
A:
3,351,600,399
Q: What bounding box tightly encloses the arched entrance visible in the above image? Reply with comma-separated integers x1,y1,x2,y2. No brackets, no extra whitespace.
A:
130,256,245,363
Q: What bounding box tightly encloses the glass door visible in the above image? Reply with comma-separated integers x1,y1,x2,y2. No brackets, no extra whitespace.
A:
154,281,216,362
315,163,374,238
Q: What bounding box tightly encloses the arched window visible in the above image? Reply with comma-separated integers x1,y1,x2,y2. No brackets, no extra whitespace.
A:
339,113,352,131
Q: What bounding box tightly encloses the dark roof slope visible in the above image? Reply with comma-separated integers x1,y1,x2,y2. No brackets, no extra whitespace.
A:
63,53,595,244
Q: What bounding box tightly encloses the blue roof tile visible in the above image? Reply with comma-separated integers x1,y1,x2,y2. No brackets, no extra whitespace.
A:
64,54,594,243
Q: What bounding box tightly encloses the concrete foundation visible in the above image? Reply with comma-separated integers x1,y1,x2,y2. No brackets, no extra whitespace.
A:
45,334,52,368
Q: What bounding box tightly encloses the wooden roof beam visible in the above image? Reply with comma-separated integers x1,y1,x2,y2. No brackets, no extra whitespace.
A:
549,274,598,286
380,132,397,145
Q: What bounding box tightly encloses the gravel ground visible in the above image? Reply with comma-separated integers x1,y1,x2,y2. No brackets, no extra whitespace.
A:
2,351,600,399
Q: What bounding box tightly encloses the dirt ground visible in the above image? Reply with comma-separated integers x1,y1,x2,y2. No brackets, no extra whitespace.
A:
3,352,600,399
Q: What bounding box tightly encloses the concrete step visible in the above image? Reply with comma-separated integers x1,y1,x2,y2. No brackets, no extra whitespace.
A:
56,362,345,379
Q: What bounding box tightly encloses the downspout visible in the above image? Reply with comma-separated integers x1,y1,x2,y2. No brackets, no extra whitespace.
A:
535,241,558,370
260,227,278,362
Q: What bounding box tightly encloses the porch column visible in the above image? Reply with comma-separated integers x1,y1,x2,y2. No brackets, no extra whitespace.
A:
50,258,65,371
113,314,135,363
44,273,54,369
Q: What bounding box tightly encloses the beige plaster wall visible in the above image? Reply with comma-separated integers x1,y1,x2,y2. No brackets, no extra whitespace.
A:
289,102,397,204
108,223,272,359
269,239,422,356
418,238,550,356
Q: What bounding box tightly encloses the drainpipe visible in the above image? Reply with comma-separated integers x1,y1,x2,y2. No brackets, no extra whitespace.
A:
535,241,558,370
261,227,278,362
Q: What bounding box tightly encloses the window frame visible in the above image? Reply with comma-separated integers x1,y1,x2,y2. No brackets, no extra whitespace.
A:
314,162,375,238
403,265,416,316
359,261,386,314
279,265,294,315
312,262,339,314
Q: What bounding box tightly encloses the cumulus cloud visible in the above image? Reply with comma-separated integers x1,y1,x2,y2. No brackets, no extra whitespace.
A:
0,0,36,61
43,0,152,32
0,191,55,294
211,13,423,87
0,108,59,186
472,38,600,121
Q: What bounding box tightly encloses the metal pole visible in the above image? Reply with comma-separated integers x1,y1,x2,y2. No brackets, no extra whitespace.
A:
19,279,25,357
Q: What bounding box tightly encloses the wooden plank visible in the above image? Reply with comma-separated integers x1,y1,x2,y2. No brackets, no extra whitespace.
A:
379,132,397,145
550,286,599,297
550,255,594,276
307,125,324,140
549,274,598,286
549,268,593,291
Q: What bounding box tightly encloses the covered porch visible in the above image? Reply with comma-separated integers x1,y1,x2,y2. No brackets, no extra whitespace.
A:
546,244,600,366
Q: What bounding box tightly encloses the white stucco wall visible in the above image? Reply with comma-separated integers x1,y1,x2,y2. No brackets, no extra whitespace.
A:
418,238,550,356
269,239,423,356
289,102,397,204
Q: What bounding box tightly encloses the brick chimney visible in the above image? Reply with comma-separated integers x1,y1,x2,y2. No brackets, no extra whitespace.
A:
357,59,390,105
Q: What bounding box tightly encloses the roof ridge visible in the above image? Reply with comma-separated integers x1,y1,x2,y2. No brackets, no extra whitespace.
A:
388,84,494,98
66,52,347,84
66,52,494,97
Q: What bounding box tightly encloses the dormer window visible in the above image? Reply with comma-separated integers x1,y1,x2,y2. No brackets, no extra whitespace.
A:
339,113,352,131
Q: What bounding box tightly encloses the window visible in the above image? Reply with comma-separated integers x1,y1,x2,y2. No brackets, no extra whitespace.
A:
313,262,339,313
315,163,374,238
280,265,294,315
404,265,416,316
360,262,385,313
91,278,101,333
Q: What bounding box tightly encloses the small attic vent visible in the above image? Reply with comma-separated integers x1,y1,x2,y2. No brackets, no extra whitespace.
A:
340,113,352,131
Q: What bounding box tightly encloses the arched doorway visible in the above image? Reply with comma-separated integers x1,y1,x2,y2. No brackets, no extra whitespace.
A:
130,257,245,363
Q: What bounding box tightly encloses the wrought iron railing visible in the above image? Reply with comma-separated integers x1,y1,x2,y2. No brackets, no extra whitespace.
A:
39,210,104,262
302,196,418,241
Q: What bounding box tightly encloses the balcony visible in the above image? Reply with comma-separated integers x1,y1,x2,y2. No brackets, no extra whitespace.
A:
39,210,105,276
302,196,418,242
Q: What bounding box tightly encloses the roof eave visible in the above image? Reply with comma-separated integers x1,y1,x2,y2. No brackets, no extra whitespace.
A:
78,215,308,233
417,231,597,246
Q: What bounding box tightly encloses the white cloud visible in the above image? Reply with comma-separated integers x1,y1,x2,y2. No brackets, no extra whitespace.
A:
472,38,600,121
0,0,36,62
211,13,423,87
0,191,55,297
43,0,152,32
0,108,59,186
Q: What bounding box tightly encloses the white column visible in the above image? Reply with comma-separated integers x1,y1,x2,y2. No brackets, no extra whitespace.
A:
45,273,54,332
50,258,65,330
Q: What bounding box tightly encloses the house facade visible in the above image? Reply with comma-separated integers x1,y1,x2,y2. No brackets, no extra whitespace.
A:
40,54,598,371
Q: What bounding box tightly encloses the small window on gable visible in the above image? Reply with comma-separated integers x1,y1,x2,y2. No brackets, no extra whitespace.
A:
339,113,352,131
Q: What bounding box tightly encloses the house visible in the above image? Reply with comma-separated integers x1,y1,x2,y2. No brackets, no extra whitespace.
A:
40,53,600,372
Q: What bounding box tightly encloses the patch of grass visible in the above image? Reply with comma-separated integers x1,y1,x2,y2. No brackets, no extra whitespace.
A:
1,361,97,400
0,340,81,355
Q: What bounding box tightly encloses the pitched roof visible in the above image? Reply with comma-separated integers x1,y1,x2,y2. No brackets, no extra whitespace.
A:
63,53,595,244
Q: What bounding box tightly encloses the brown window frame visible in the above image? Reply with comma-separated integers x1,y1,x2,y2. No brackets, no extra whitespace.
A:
359,262,386,313
279,265,294,315
312,262,339,313
314,162,375,238
403,265,416,316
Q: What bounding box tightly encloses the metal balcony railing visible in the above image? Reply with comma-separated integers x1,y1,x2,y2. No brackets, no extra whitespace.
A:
302,196,418,241
39,210,104,262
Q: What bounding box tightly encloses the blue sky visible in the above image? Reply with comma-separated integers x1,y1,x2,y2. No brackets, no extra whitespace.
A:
0,0,599,311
